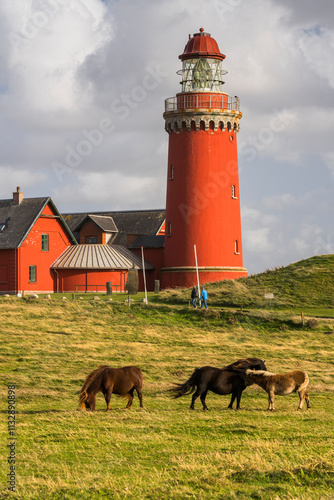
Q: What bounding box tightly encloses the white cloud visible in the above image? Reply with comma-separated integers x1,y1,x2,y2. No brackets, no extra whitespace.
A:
0,166,45,198
3,0,113,114
53,170,164,211
298,27,334,88
0,0,334,274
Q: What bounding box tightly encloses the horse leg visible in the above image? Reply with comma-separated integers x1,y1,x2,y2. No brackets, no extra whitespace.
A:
297,388,310,410
200,391,209,411
235,390,243,410
104,386,113,411
190,388,201,410
125,388,134,409
297,388,304,410
135,386,144,408
228,392,236,409
268,391,275,411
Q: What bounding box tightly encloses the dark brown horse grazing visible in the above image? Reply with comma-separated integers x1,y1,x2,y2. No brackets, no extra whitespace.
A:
79,365,143,411
245,369,311,411
170,358,267,410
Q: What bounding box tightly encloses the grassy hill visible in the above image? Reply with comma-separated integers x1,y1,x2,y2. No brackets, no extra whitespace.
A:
1,255,334,499
158,254,334,312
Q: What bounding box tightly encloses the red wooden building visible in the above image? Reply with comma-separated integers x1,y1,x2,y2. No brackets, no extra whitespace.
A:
0,188,76,294
0,190,165,294
57,211,165,292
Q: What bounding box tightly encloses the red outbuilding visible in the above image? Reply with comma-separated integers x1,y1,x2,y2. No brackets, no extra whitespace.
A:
0,187,76,294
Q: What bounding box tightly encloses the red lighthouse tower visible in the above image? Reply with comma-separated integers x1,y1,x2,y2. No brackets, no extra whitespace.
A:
161,28,247,289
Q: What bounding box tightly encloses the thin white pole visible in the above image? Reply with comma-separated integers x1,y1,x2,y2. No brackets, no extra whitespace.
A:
194,245,201,302
141,246,148,304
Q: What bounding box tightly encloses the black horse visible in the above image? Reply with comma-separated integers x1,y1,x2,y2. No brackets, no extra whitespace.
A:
170,358,267,410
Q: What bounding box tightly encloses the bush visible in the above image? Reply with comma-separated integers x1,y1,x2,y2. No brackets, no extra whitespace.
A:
306,318,318,329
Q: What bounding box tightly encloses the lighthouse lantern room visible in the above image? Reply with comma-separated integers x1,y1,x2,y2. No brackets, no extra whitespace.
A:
161,28,248,289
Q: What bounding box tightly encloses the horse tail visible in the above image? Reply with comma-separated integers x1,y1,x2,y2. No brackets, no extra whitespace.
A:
299,371,309,391
169,369,198,399
79,390,88,409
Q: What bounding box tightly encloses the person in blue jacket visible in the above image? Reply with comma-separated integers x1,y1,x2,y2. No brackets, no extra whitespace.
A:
200,286,208,309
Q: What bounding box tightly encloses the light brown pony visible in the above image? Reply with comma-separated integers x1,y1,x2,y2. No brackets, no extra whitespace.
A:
245,369,311,411
79,365,143,411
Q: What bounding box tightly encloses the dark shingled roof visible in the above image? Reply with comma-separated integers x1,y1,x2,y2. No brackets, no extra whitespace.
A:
63,209,166,245
129,235,165,249
76,214,118,233
0,197,76,249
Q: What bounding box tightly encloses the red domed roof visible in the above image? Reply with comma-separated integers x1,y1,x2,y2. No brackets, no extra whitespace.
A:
179,28,226,61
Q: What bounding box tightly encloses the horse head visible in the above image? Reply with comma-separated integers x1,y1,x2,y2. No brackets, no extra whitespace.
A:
223,358,267,373
79,390,93,411
251,359,267,371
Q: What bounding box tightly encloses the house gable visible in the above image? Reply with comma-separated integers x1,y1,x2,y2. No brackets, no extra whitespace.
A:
0,192,76,294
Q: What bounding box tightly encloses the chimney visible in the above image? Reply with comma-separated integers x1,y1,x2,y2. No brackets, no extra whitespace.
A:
13,187,24,205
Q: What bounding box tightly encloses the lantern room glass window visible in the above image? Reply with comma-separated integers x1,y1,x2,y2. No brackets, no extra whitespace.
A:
179,58,226,92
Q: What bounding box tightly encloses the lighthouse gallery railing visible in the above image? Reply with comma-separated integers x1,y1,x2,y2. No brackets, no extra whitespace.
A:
165,95,240,113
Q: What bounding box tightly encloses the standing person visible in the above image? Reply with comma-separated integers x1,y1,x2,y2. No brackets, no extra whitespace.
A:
200,286,208,309
191,286,198,308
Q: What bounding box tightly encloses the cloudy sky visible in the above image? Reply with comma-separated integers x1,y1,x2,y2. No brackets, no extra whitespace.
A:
0,0,333,274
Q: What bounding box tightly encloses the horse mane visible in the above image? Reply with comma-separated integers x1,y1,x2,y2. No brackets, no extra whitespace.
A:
246,369,276,377
79,365,110,408
81,365,109,392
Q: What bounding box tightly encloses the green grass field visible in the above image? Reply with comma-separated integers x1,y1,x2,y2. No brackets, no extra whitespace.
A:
1,259,334,499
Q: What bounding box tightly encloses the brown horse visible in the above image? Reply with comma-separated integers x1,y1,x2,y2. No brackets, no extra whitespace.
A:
170,358,267,410
245,369,311,411
79,365,144,411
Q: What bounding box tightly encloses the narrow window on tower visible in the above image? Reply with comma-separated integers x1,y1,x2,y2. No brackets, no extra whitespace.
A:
169,165,174,180
232,185,238,199
234,240,240,255
167,222,172,237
